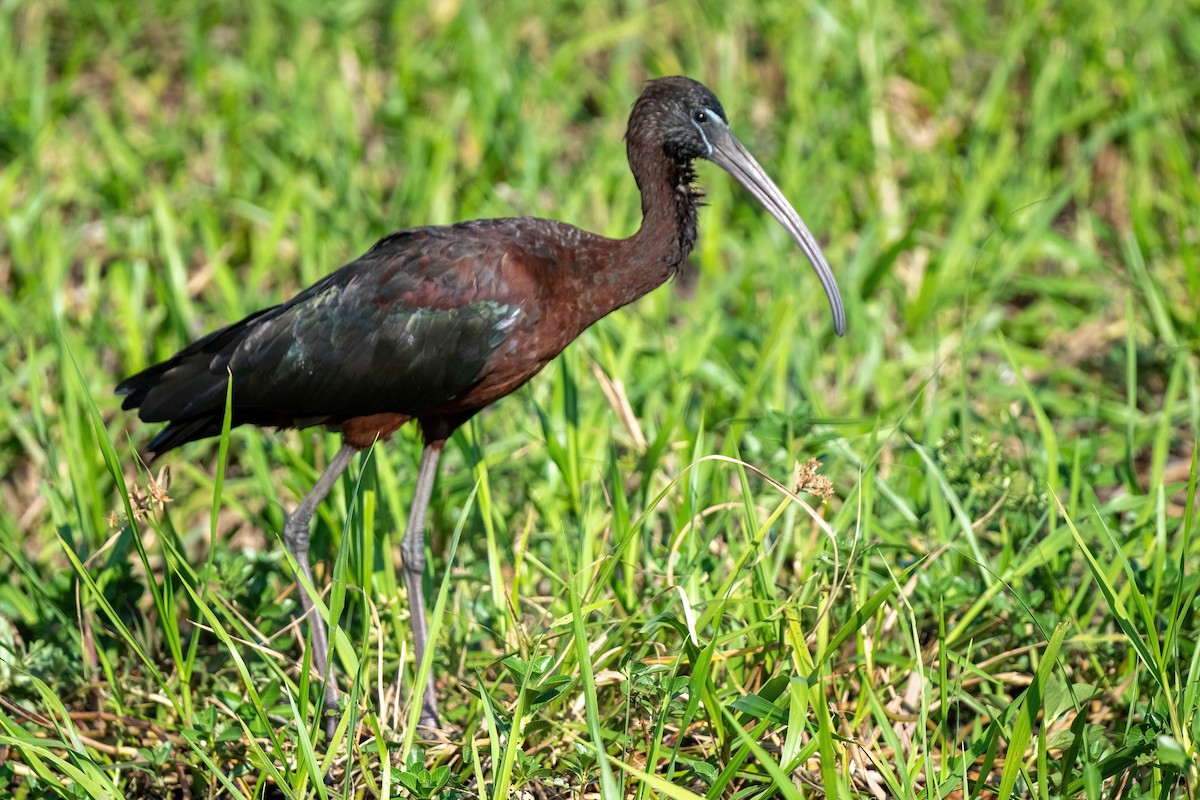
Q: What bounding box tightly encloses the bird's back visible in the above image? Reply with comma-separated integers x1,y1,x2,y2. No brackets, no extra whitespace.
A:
118,218,602,454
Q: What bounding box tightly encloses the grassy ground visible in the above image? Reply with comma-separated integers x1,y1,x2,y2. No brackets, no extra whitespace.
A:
2,0,1198,797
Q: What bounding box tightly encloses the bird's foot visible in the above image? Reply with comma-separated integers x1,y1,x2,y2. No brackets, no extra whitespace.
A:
322,709,338,740
411,694,446,738
413,713,456,746
320,689,343,740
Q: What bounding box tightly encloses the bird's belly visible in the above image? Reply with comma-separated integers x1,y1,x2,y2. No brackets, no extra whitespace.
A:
452,357,555,413
441,326,567,415
340,412,412,448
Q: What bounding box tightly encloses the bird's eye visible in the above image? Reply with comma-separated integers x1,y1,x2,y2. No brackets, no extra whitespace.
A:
693,110,708,123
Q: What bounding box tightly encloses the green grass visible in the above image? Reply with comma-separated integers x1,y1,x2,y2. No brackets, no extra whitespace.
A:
2,0,1199,797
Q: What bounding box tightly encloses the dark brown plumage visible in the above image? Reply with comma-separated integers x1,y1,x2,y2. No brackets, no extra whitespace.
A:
117,76,845,731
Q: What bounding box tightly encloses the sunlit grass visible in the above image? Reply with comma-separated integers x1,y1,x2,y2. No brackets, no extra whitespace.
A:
2,0,1198,797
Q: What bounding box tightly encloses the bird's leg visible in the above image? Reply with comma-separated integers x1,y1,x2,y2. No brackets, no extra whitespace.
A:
401,439,444,729
282,443,357,726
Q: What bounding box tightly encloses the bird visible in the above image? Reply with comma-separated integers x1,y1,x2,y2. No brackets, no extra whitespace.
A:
116,76,846,731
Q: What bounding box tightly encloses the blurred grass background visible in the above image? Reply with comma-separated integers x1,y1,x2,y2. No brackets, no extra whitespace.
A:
1,0,1198,797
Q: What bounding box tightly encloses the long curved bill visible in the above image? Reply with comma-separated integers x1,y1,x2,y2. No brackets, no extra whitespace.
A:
706,125,846,336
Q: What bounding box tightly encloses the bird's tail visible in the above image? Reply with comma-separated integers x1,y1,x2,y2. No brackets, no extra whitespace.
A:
116,362,232,458
115,310,275,456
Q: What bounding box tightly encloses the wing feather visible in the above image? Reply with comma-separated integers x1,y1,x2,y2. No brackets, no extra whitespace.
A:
117,224,532,453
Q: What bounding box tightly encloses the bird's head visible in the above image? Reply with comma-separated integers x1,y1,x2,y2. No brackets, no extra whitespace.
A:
628,76,731,163
628,76,846,336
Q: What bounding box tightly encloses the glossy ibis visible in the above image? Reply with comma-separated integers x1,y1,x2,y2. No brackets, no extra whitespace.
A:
116,76,846,730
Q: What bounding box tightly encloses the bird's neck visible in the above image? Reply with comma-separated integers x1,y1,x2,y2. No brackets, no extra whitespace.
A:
575,148,699,320
629,149,700,270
